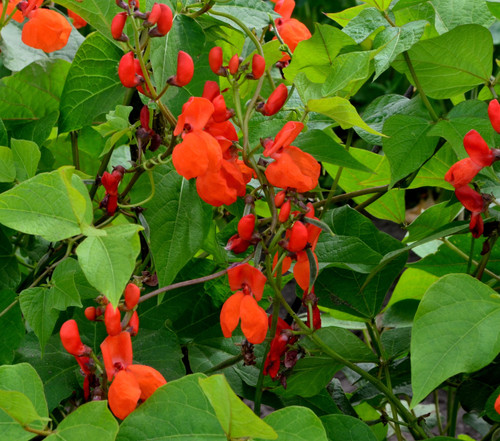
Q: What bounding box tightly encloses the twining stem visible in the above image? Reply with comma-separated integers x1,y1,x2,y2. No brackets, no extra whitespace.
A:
434,390,444,435
203,354,244,374
70,131,80,170
188,0,215,19
354,191,385,212
447,387,459,437
474,233,498,281
0,299,18,319
314,185,389,209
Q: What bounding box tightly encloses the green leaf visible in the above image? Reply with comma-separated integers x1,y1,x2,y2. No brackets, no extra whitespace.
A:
0,166,92,241
0,391,48,427
19,288,59,353
322,51,371,97
0,363,49,438
382,115,439,187
386,268,438,309
323,150,405,223
373,20,427,78
117,374,226,440
392,24,493,99
381,327,412,359
77,223,142,306
363,0,392,10
325,4,370,28
295,130,370,171
45,401,118,441
321,414,378,441
409,142,455,190
59,33,125,133
342,7,387,43
308,97,384,136
431,0,495,33
0,228,20,291
256,407,328,441
210,0,277,31
411,274,500,405
0,290,24,364
354,94,429,146
53,0,118,43
10,139,40,182
284,24,355,83
199,375,277,440
0,119,7,146
133,164,211,292
0,147,15,182
0,59,70,145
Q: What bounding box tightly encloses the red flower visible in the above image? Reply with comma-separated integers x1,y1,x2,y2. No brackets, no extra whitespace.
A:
167,51,194,87
22,8,72,52
118,52,144,88
259,84,288,116
67,10,86,28
251,54,266,79
147,3,173,36
495,394,500,415
111,12,128,41
455,186,486,238
444,158,482,188
101,331,166,419
237,214,255,241
263,121,304,157
100,166,125,215
263,316,297,379
489,100,500,134
209,46,225,76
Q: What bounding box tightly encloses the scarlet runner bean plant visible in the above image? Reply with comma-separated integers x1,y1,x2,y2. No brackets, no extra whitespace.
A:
3,0,500,440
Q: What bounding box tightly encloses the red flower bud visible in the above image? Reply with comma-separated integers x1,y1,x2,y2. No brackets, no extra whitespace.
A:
118,52,144,88
489,99,500,134
226,234,250,254
147,3,173,36
260,83,288,116
251,54,266,79
209,46,224,76
167,51,194,87
228,54,240,75
111,12,128,41
212,94,232,123
278,200,291,223
274,190,286,208
124,283,140,309
84,306,97,321
495,394,500,415
202,80,220,101
140,105,150,130
147,3,161,24
60,320,86,356
104,303,122,336
127,311,139,336
238,214,255,241
287,221,308,252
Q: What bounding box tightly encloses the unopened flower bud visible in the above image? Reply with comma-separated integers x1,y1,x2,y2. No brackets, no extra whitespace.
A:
228,53,240,75
104,303,122,336
167,51,194,87
489,100,500,134
84,306,97,321
209,46,226,76
147,3,173,36
127,311,139,336
226,234,250,254
287,221,308,252
60,320,86,356
124,283,140,309
111,12,128,41
278,200,291,223
118,52,144,88
275,190,286,208
238,214,255,241
251,54,265,79
259,83,288,116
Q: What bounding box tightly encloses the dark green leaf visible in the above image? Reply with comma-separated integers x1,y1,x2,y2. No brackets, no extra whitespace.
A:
10,139,40,182
321,414,378,441
0,290,24,364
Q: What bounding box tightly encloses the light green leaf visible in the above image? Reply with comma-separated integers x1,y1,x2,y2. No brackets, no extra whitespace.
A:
0,391,48,426
342,7,387,43
432,0,495,33
45,401,118,441
0,59,70,145
10,139,40,181
392,24,493,99
387,269,439,309
382,114,439,187
199,375,277,440
409,142,455,190
256,407,328,441
117,374,226,440
363,0,392,10
59,33,125,133
210,0,278,31
308,97,384,136
284,24,355,83
77,223,142,306
373,20,427,78
321,414,378,441
0,147,15,182
19,287,59,353
325,4,370,28
411,274,500,405
322,51,371,97
0,166,92,241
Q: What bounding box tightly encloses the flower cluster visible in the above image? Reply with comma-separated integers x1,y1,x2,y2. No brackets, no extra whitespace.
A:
61,283,166,420
100,166,125,216
444,100,500,237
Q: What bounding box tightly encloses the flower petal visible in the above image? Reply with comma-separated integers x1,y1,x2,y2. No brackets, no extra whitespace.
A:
127,364,167,401
240,295,268,344
100,331,133,381
444,158,482,188
464,129,494,167
220,291,244,338
227,264,267,301
108,370,141,420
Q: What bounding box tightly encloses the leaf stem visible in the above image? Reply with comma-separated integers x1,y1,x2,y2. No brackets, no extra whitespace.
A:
0,299,18,318
70,131,80,171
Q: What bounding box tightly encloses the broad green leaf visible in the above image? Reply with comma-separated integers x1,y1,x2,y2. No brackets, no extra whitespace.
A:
133,164,211,292
0,391,48,426
0,166,92,241
342,7,387,43
117,374,226,440
392,24,493,99
363,0,392,10
15,334,81,411
256,407,328,441
284,24,355,83
0,59,70,145
77,223,142,306
59,33,125,132
386,268,438,308
308,97,384,136
409,142,455,189
354,94,428,145
0,119,7,146
0,290,24,364
199,375,277,440
382,299,419,328
152,15,210,116
322,51,371,97
0,147,15,182
295,130,370,171
393,1,438,40
10,139,40,181
45,401,118,441
411,274,500,405
382,115,439,187
381,327,412,359
19,288,59,353
53,0,118,43
392,0,429,12
373,20,427,78
210,0,277,31
0,228,20,291
431,0,495,33
0,363,48,439
325,4,370,28
321,414,378,441
323,150,405,223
